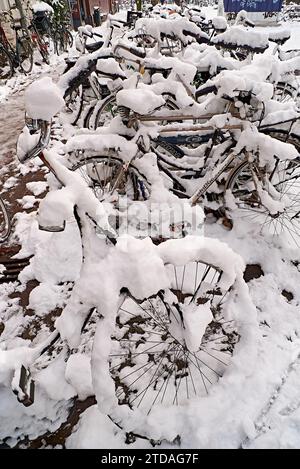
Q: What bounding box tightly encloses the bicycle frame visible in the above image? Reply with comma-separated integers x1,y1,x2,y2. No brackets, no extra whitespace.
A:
128,113,294,215
0,19,32,71
29,22,49,56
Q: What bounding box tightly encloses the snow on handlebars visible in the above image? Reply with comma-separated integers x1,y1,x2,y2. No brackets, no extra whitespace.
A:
17,77,64,163
25,77,64,122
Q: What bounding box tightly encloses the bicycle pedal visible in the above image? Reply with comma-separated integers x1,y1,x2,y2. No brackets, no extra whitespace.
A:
13,365,35,407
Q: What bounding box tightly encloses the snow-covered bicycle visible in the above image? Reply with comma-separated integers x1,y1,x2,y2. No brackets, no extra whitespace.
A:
11,79,256,443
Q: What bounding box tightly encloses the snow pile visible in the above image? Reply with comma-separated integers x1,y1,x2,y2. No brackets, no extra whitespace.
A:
234,125,299,168
183,44,241,74
116,88,165,115
134,17,209,45
65,354,93,401
205,56,276,103
25,77,64,121
96,58,126,79
65,133,138,162
32,1,54,14
38,149,112,235
268,29,291,43
212,16,227,31
213,26,269,51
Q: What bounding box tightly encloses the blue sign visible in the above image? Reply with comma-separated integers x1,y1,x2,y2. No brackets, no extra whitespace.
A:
224,0,283,12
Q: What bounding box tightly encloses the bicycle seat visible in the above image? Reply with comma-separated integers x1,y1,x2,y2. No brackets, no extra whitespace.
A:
96,57,127,80
182,29,209,44
114,42,146,60
268,29,291,45
195,84,217,101
86,41,104,53
213,27,269,54
145,65,172,77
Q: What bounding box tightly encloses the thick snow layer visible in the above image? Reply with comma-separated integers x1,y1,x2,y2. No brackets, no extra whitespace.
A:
182,301,213,352
96,58,126,78
65,354,93,401
213,26,269,50
116,88,165,115
32,1,54,14
234,125,299,168
28,283,62,317
25,77,64,121
58,47,113,96
212,16,227,31
134,17,209,45
65,133,138,162
66,406,129,449
26,181,48,196
144,56,197,85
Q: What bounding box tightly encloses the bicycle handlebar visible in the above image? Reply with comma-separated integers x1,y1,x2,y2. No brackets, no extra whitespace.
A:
17,119,52,164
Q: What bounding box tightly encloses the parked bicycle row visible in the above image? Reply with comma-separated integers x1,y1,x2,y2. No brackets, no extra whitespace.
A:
0,1,73,81
1,6,300,445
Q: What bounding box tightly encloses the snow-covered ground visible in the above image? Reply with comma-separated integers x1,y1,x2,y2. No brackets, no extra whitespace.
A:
1,8,300,449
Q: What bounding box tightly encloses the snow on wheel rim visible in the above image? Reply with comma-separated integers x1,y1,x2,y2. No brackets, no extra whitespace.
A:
91,236,251,441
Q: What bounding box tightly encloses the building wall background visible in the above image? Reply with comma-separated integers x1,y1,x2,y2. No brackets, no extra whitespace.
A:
70,0,111,28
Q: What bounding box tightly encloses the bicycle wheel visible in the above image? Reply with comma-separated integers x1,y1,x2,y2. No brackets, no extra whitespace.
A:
35,33,50,64
65,84,84,126
225,157,300,247
0,47,13,80
260,129,300,152
54,30,71,55
53,31,62,55
69,154,151,202
65,30,74,49
92,237,242,438
18,37,33,74
273,82,298,103
0,196,11,242
89,94,119,130
90,95,179,131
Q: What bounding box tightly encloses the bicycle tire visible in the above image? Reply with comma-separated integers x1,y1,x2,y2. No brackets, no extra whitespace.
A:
225,157,300,247
273,82,298,103
0,47,14,80
53,31,63,55
260,128,300,152
65,84,84,126
18,37,33,74
65,30,73,49
90,94,180,131
69,154,151,202
0,196,11,242
35,32,50,64
88,94,119,130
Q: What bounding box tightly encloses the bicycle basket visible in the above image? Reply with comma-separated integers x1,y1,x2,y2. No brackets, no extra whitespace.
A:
32,13,50,35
